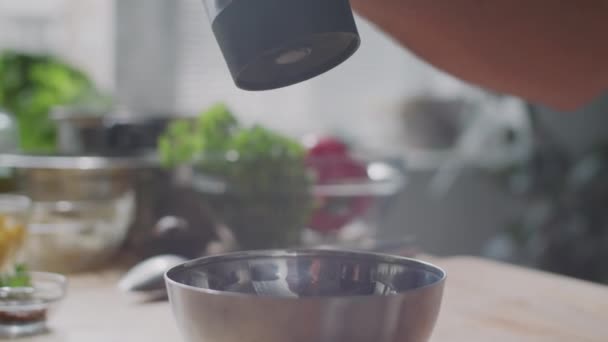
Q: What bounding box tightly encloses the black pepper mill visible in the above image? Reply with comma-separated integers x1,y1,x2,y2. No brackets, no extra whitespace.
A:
203,0,361,90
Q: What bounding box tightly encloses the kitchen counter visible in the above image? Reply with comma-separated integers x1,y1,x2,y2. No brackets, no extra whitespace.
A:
21,256,608,342
431,257,608,341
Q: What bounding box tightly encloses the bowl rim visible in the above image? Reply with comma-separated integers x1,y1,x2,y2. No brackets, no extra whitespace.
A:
165,249,446,300
189,157,406,197
0,153,158,170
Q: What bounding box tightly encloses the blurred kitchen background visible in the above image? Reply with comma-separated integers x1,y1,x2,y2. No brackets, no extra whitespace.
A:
1,0,607,284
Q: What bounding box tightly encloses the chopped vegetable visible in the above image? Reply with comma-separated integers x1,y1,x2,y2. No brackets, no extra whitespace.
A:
0,264,31,288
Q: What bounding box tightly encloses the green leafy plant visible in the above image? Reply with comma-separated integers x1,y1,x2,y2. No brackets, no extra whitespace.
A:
158,104,313,249
158,104,238,166
0,264,31,288
0,51,102,152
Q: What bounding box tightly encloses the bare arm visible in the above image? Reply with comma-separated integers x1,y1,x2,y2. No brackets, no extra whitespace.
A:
351,0,608,110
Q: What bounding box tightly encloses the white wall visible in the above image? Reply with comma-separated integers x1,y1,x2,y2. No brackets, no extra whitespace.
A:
0,0,115,90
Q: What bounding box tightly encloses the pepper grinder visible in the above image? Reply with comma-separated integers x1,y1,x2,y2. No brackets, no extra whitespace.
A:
203,0,360,90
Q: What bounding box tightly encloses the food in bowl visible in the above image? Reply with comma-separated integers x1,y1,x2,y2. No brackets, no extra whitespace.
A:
0,215,26,270
0,195,31,271
158,104,313,250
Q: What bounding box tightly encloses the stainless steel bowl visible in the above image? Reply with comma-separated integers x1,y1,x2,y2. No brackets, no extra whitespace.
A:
0,153,150,272
52,106,177,156
165,249,446,342
0,153,156,201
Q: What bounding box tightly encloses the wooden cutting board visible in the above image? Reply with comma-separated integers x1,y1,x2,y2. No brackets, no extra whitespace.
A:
430,256,608,342
19,256,608,341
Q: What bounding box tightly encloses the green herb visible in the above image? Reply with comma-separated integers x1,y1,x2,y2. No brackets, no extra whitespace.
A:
158,103,237,166
158,104,313,249
0,51,104,152
0,264,31,288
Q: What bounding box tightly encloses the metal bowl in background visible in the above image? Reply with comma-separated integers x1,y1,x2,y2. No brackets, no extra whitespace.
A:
51,107,218,259
0,153,219,266
0,153,156,202
166,249,445,342
52,106,180,156
24,197,135,274
0,153,155,273
0,194,31,271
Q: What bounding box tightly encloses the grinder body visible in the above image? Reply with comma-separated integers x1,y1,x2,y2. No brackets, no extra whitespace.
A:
203,0,360,90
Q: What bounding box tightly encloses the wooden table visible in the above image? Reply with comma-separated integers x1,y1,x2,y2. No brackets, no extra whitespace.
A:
21,256,608,341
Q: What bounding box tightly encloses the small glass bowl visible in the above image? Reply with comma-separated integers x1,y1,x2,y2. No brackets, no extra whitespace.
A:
0,272,67,338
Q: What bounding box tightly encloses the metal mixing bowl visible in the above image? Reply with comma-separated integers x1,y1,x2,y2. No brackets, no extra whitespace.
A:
0,153,150,272
165,249,446,342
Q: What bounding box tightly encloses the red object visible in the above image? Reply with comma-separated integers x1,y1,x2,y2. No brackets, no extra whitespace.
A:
306,137,372,233
307,137,349,156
